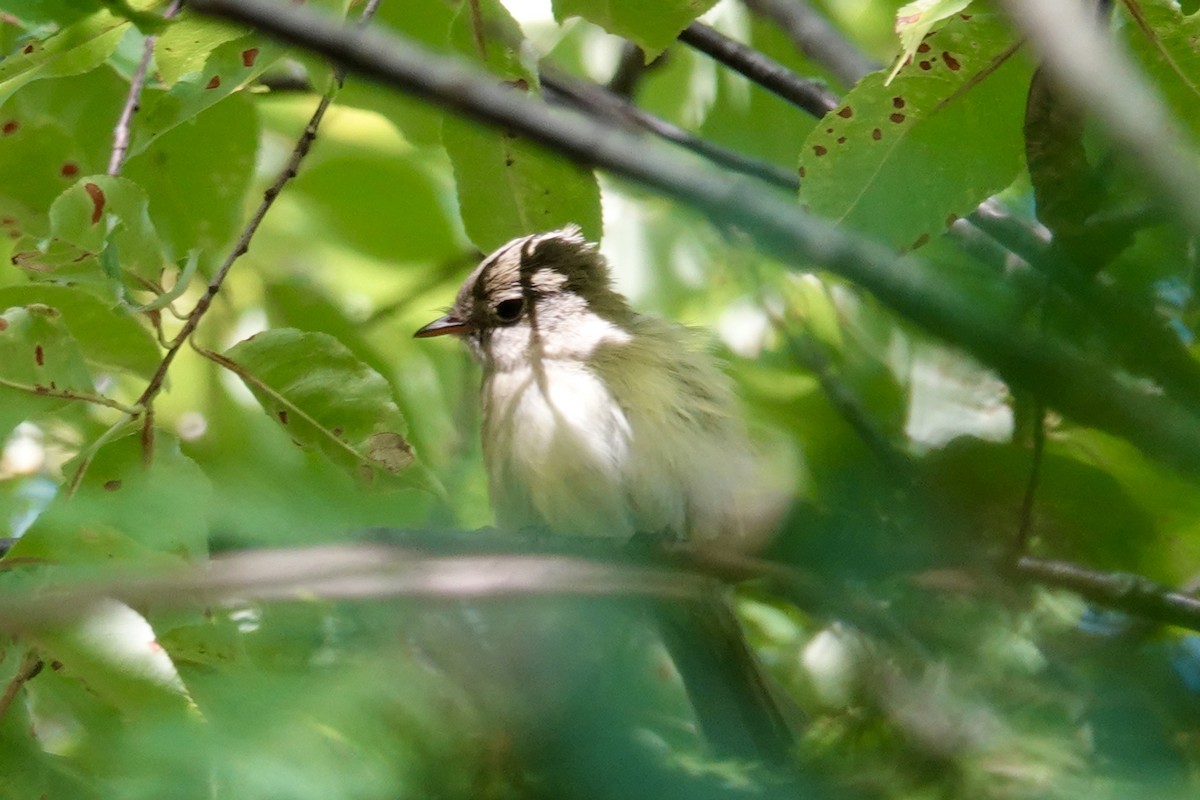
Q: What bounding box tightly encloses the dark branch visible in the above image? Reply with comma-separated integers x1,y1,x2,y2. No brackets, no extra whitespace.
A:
181,0,1200,476
541,69,799,190
678,22,838,118
1012,556,1200,633
742,0,879,87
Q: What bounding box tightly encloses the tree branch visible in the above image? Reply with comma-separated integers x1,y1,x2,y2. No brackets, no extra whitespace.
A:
1012,556,1200,632
182,0,1200,475
741,0,879,88
678,21,839,118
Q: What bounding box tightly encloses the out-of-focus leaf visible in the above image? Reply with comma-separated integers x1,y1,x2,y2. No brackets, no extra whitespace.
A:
0,304,93,440
124,90,258,262
10,175,166,283
0,9,127,105
0,284,159,377
551,0,720,59
288,154,458,263
13,433,211,560
0,0,106,26
1123,0,1200,139
798,12,1032,251
442,0,601,250
224,328,422,486
30,599,194,715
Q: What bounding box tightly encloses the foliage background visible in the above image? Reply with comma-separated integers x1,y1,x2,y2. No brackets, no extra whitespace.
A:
3,0,1200,797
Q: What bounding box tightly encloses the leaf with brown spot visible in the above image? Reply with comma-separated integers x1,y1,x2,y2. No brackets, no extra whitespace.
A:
798,12,1031,250
0,304,93,440
225,329,434,490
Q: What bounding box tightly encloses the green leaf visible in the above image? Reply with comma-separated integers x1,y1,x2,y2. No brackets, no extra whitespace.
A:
0,284,158,377
798,12,1032,250
224,328,421,485
29,599,194,715
442,0,601,250
153,9,247,87
0,69,126,236
886,0,975,83
10,175,167,284
551,0,720,59
288,153,458,262
15,433,211,561
1123,0,1200,140
0,9,128,106
0,0,106,26
124,89,258,261
0,304,93,440
129,35,282,155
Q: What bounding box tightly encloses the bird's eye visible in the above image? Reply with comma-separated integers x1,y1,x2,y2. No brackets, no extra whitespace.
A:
494,297,525,323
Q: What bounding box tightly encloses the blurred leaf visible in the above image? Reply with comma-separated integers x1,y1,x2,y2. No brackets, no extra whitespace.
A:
224,328,421,486
30,599,194,715
1123,0,1200,139
0,284,159,377
0,303,93,440
0,9,127,105
798,12,1032,250
124,89,258,262
551,0,720,59
0,0,106,26
14,433,211,561
288,153,458,262
153,9,246,87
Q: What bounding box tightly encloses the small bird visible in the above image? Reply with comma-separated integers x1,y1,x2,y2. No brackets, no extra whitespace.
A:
415,225,792,762
414,225,774,543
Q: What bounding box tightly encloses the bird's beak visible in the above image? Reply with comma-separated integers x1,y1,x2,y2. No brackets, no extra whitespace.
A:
414,314,473,338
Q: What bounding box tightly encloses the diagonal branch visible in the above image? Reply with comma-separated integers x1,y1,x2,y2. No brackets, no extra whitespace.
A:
183,0,1200,476
678,22,839,118
742,0,879,88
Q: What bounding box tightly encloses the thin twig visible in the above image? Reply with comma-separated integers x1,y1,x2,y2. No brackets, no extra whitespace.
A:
0,650,43,721
741,0,879,87
108,0,183,176
0,377,140,415
133,0,384,460
1011,401,1045,556
678,21,838,118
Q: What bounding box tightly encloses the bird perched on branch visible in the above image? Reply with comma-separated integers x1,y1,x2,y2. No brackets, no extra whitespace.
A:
415,225,793,762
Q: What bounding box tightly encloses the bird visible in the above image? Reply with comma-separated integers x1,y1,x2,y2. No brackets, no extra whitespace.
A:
415,225,793,763
414,225,778,543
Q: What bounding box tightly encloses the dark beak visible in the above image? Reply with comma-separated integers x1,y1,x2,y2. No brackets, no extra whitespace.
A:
414,314,473,338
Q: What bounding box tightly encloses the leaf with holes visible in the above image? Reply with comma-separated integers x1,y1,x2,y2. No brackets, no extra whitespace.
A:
1123,0,1200,139
0,304,94,441
0,285,159,378
225,329,424,486
551,0,720,59
798,12,1031,251
443,0,601,250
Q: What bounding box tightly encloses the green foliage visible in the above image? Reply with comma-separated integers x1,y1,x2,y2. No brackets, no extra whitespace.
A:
2,0,1200,798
